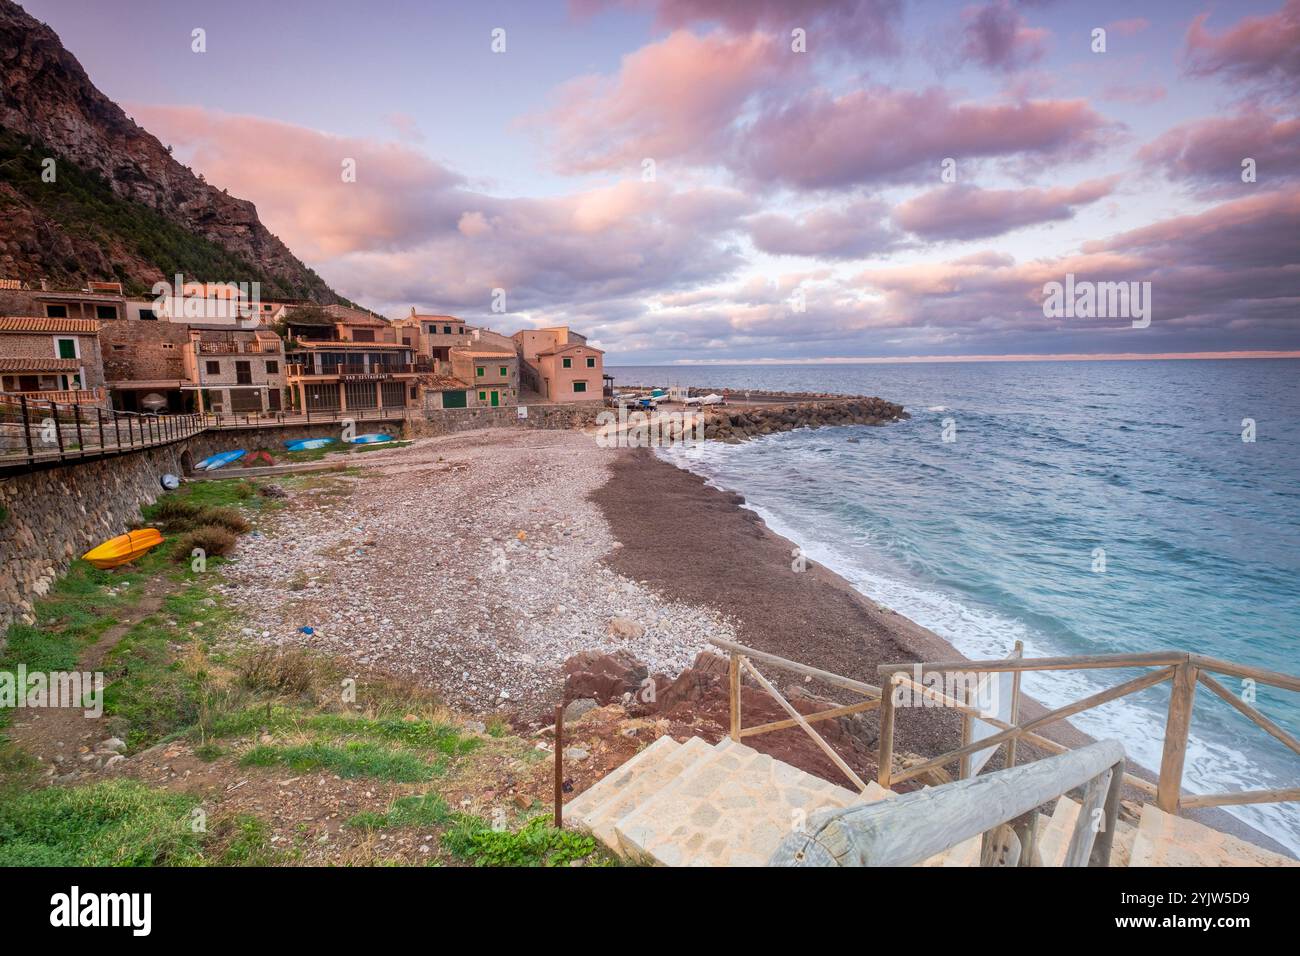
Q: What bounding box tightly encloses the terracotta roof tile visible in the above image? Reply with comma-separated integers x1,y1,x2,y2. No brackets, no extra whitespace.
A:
0,316,101,334
0,357,81,372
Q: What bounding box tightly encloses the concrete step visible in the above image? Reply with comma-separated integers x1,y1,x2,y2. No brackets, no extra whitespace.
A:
564,734,680,828
613,738,884,866
1129,803,1299,867
1037,796,1082,867
588,737,714,853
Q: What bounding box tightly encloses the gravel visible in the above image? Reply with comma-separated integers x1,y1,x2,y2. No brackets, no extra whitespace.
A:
215,428,735,721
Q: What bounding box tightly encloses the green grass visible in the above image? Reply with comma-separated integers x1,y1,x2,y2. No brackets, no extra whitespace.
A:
441,814,604,867
239,741,443,782
211,814,293,866
0,780,204,866
348,793,454,831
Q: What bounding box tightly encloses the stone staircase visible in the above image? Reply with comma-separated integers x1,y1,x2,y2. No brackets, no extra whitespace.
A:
565,736,1298,867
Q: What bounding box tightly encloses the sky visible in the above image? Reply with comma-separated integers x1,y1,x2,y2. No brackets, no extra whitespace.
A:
21,0,1300,363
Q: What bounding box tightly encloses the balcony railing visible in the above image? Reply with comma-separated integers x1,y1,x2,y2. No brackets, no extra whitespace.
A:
3,387,107,405
287,363,427,378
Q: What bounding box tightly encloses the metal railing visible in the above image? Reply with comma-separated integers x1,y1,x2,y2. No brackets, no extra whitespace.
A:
0,393,203,469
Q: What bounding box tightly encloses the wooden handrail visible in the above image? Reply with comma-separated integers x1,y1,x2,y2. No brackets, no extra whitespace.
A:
876,649,1300,815
708,638,881,698
770,740,1126,867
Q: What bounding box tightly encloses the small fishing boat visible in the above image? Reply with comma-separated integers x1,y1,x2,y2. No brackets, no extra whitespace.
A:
284,437,336,451
83,528,164,569
202,450,246,471
348,434,392,444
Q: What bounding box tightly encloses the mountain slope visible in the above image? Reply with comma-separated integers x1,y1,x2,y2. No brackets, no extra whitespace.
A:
0,0,339,300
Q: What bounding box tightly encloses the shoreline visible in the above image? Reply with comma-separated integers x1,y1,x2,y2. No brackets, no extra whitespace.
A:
592,444,1293,857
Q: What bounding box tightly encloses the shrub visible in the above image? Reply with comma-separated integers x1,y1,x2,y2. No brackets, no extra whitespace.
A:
171,525,237,562
197,506,251,535
237,647,320,696
150,498,204,532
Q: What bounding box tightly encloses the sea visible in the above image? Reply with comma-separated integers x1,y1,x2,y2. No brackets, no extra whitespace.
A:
615,359,1300,853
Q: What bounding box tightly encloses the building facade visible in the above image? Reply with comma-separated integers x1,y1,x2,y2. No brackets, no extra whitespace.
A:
186,328,286,414
512,327,605,403
0,316,106,404
98,319,192,413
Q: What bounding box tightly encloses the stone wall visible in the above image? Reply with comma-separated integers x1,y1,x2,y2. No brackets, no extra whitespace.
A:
99,319,189,382
410,402,602,438
0,443,186,638
184,421,405,465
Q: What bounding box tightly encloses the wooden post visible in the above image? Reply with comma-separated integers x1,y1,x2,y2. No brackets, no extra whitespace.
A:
1157,662,1198,812
553,703,564,829
1006,640,1024,769
958,713,973,780
728,653,741,742
878,675,896,788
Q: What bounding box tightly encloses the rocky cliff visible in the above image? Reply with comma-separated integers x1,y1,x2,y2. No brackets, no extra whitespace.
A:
0,0,339,300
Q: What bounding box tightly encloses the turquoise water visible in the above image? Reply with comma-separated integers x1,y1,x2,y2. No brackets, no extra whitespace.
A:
625,360,1300,851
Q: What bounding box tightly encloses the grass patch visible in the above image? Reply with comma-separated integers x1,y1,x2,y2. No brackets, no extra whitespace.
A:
239,741,442,783
441,814,603,867
348,793,453,831
0,779,204,866
210,813,292,866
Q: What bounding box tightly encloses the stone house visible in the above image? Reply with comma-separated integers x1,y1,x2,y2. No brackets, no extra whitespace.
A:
512,326,605,403
98,319,191,413
449,345,518,407
0,315,106,404
185,327,286,414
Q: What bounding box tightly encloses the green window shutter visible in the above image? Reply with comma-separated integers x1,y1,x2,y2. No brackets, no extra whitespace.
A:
562,357,571,368
57,338,77,359
586,357,595,368
476,366,485,377
573,381,586,393
479,391,486,400
500,366,508,376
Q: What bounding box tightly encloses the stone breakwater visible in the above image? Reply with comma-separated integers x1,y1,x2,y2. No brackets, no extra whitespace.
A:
699,397,907,443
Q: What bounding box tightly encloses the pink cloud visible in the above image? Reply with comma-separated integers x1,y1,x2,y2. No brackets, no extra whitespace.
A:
536,29,790,174
894,178,1119,240
134,104,463,258
959,1,1049,72
1140,110,1300,185
735,88,1115,189
1107,18,1150,38
1185,0,1300,93
747,199,897,258
571,0,903,54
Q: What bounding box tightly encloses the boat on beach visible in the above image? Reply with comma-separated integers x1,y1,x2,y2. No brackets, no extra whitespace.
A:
198,450,246,471
284,438,336,451
82,528,163,569
348,434,392,444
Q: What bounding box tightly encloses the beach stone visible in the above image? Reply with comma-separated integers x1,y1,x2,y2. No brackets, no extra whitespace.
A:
563,697,599,723
607,616,645,641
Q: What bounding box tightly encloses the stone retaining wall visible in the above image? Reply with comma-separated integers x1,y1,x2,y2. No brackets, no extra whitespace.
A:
0,443,186,638
410,402,602,438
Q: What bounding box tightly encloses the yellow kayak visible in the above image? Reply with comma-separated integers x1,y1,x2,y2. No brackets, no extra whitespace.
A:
83,528,164,569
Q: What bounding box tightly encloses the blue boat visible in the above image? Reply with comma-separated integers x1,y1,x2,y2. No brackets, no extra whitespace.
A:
349,434,392,444
285,438,336,451
202,450,246,471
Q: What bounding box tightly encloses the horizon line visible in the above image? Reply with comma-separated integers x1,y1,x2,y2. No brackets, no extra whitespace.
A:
606,351,1300,367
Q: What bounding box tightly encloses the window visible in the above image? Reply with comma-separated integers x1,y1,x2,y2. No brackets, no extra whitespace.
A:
478,391,487,401
96,305,118,320
586,357,596,368
573,381,587,393
265,360,279,374
352,329,375,343
45,304,68,318
235,361,252,385
55,337,78,359
206,360,220,375
476,366,485,377
444,326,451,334
499,366,508,376
562,357,572,369
138,309,157,321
